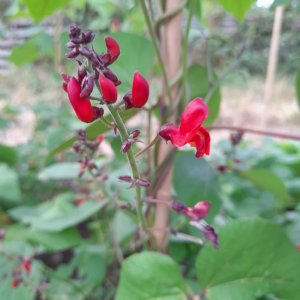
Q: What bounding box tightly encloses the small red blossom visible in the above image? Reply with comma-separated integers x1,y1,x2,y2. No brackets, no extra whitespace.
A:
66,77,103,123
99,74,118,103
22,258,31,273
75,197,85,206
123,72,149,108
104,36,120,64
172,200,210,221
159,98,210,158
11,280,19,288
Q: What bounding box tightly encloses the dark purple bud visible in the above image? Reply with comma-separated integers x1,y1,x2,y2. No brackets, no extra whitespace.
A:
66,48,79,58
75,129,86,139
130,129,140,139
66,41,77,49
114,127,118,135
230,131,244,146
135,178,150,188
171,200,188,214
88,161,97,170
77,67,88,84
0,228,5,240
203,224,219,249
121,140,132,153
123,92,134,109
69,24,81,39
80,75,94,98
79,47,92,59
92,107,104,119
81,29,95,44
119,203,135,210
217,165,227,174
118,175,133,183
103,69,119,84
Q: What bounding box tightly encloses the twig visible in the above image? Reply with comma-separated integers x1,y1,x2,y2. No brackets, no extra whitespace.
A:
135,135,159,158
208,125,300,141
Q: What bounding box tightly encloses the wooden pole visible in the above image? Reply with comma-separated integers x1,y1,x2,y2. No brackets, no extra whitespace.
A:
263,6,284,125
153,0,182,251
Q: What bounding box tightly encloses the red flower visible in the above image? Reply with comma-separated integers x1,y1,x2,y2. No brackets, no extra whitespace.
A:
66,77,103,123
99,74,118,103
11,280,19,288
159,98,210,157
123,71,149,108
171,200,210,221
104,36,120,64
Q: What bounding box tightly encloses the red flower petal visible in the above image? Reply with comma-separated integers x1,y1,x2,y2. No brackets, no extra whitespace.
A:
179,98,208,137
105,36,120,64
189,127,210,157
185,201,210,220
67,77,97,123
131,71,149,107
99,74,118,103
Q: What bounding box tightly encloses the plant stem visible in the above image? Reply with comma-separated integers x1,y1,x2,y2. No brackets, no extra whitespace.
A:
140,0,173,106
106,104,148,233
208,125,300,141
181,0,195,105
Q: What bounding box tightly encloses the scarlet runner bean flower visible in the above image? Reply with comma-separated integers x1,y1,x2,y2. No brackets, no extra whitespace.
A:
65,77,103,123
99,74,118,103
103,36,120,65
171,199,218,248
159,98,210,158
123,71,149,108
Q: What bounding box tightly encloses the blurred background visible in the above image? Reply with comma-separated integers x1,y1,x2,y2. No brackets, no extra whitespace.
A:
0,0,300,299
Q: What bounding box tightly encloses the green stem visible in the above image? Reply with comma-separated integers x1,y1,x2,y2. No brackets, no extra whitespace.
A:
106,104,148,233
181,0,195,106
140,0,173,106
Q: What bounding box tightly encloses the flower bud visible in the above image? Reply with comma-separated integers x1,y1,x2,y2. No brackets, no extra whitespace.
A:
131,71,149,107
105,36,120,64
80,75,94,98
103,68,121,86
118,175,133,183
66,48,79,58
130,129,140,139
203,224,219,249
171,200,188,214
121,140,132,153
81,29,95,44
99,74,118,103
123,92,134,109
135,178,150,188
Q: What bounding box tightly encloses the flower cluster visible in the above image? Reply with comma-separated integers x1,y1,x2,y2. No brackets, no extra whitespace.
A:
159,98,210,158
63,24,149,123
10,257,32,288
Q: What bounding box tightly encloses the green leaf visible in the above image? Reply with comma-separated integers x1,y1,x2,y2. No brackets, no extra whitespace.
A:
38,162,80,181
295,69,300,107
9,37,39,66
0,144,17,167
173,152,221,221
116,252,187,300
238,169,290,203
46,108,138,162
187,65,221,125
216,0,255,22
9,193,107,231
5,225,82,251
0,164,21,205
23,0,70,22
196,219,300,300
